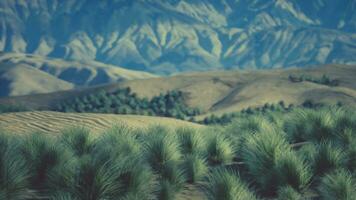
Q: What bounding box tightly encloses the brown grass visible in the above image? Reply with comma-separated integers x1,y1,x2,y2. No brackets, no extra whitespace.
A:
1,64,355,117
0,111,203,135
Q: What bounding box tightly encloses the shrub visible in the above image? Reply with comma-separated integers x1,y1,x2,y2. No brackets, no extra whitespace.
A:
242,129,290,194
277,186,303,200
72,156,152,200
123,166,157,200
227,115,273,136
177,127,205,155
158,161,186,200
0,133,33,199
0,104,29,114
143,127,185,199
94,125,142,160
346,141,356,172
60,127,94,157
182,154,208,183
107,158,157,200
296,143,317,166
176,128,209,183
144,127,181,173
73,157,122,199
56,88,200,119
203,168,256,200
20,134,72,195
201,102,291,125
274,151,311,191
284,108,335,143
0,107,355,199
49,192,77,200
318,169,356,200
288,74,339,86
63,139,156,200
333,108,356,146
313,142,345,176
206,131,235,166
305,108,335,142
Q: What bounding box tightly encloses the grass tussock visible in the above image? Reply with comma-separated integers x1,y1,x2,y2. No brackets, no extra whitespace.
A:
206,130,235,166
203,168,256,200
277,186,303,200
0,133,33,199
0,106,355,199
177,127,206,155
242,129,290,194
274,150,311,191
313,142,345,176
318,169,356,200
182,154,208,184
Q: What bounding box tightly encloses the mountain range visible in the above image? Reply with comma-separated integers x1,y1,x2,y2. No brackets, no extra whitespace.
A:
0,0,355,75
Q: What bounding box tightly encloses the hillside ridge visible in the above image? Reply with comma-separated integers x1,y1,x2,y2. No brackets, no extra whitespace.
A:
1,64,355,116
0,0,355,74
0,52,155,97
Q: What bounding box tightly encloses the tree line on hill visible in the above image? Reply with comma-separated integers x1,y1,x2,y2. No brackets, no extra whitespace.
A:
1,92,346,127
55,88,201,120
199,100,343,125
288,74,339,86
0,104,28,114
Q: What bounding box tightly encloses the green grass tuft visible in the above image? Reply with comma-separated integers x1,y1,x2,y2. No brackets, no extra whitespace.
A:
203,168,256,200
313,142,345,176
177,127,206,155
277,186,303,200
21,133,72,196
274,151,311,191
284,108,335,143
182,154,208,183
206,131,235,166
0,133,33,200
242,129,290,194
318,169,356,200
60,127,94,157
144,126,181,173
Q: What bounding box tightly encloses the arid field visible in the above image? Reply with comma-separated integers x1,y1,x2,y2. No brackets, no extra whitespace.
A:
0,111,203,135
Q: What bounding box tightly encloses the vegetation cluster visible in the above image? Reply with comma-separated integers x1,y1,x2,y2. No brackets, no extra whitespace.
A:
1,106,355,199
55,88,200,120
201,101,291,125
288,74,339,86
0,104,28,114
200,100,337,125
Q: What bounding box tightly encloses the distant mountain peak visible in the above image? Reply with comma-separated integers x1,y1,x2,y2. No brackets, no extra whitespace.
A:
0,0,355,74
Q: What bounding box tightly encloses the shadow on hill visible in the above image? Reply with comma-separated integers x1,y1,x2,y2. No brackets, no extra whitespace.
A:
0,76,11,97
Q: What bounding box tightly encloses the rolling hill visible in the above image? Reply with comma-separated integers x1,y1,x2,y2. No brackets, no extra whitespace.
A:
0,111,203,135
1,64,355,117
0,0,355,74
0,52,155,97
0,62,74,97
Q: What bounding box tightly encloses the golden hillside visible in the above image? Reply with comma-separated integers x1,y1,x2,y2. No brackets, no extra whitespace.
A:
0,52,155,97
0,111,203,135
0,64,355,117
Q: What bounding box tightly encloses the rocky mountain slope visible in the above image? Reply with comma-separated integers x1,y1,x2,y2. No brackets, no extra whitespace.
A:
0,0,355,74
0,52,155,97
